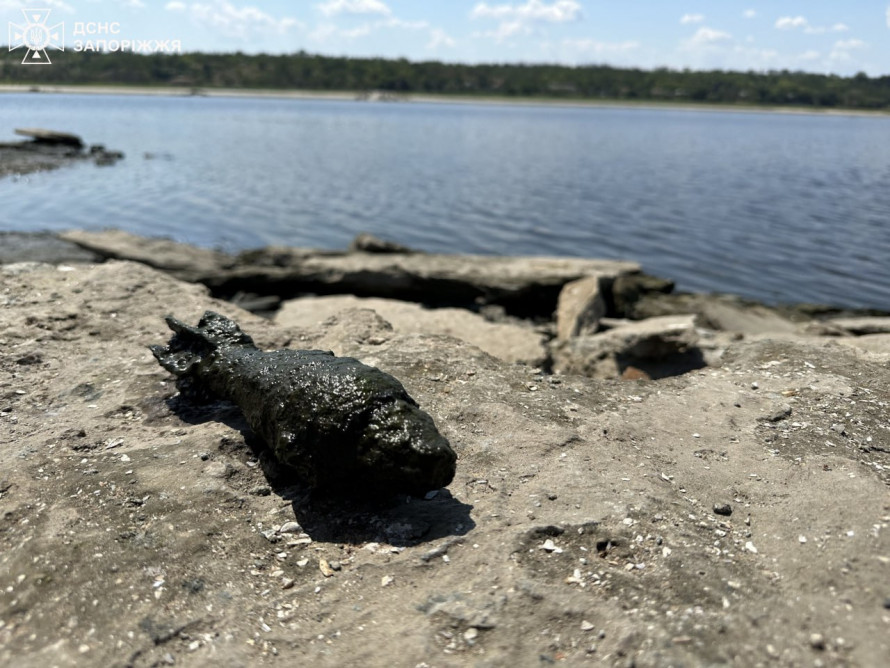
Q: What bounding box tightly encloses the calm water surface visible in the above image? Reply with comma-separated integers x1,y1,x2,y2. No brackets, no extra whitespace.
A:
1,93,889,309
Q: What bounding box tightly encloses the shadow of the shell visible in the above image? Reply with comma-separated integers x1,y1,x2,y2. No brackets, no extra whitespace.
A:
164,394,475,547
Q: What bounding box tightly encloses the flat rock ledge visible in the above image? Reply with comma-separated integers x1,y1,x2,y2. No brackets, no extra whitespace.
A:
11,229,890,380
1,260,889,667
275,295,548,366
58,229,641,316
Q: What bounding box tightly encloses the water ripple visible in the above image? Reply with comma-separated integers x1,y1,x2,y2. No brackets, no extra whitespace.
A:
1,94,889,309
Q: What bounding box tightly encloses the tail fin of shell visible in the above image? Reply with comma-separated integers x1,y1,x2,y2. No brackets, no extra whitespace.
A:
150,310,256,377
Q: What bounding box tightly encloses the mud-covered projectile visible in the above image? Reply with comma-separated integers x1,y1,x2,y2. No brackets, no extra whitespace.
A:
150,311,456,496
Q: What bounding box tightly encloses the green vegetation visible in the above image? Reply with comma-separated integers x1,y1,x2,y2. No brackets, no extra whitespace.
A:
3,50,890,109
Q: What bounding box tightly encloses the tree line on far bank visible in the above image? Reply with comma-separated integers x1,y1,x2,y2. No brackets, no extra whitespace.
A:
2,50,889,110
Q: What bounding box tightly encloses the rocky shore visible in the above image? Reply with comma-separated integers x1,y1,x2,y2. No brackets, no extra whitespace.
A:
0,129,124,178
1,230,889,667
44,228,890,373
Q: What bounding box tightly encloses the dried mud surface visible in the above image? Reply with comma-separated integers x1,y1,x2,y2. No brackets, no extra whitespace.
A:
1,261,889,667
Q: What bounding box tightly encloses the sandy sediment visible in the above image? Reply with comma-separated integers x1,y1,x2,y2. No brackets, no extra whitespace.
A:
1,233,889,666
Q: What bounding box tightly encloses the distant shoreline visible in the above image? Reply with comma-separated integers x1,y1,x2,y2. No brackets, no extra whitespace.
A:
1,83,889,119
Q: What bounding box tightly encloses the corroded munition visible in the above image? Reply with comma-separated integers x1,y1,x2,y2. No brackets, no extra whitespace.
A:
150,311,456,496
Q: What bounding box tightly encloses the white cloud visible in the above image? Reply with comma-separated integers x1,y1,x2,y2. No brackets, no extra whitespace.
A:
471,1,582,24
828,38,868,65
380,17,429,30
536,37,639,66
118,0,145,8
775,16,808,30
743,9,757,19
680,14,704,25
427,28,455,50
0,0,74,12
803,23,849,35
834,38,867,50
317,0,391,17
799,50,820,61
309,23,338,42
165,1,186,10
341,24,371,38
887,6,890,28
472,20,528,43
734,45,778,65
563,38,639,55
187,1,300,39
471,1,581,44
775,16,849,35
687,27,732,46
309,16,430,44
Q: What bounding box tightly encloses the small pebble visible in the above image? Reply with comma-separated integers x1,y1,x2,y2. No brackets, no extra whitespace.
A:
744,541,758,554
764,405,792,422
204,462,229,479
809,633,825,650
751,382,759,390
249,485,272,497
580,620,595,632
541,539,562,554
713,503,733,516
381,575,394,587
319,559,335,577
278,522,302,534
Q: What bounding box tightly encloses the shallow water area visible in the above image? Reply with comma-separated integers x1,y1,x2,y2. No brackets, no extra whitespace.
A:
1,92,889,309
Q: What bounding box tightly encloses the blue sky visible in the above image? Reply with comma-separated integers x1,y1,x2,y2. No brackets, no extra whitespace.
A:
3,1,888,75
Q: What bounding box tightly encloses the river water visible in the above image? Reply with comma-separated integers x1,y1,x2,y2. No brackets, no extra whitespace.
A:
1,92,889,309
